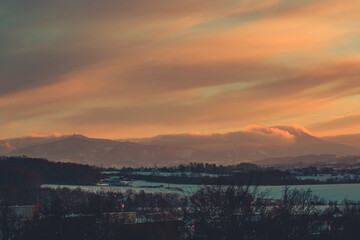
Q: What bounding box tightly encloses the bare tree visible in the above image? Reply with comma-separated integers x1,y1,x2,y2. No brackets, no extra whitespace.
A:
270,187,325,240
0,206,20,240
185,185,267,240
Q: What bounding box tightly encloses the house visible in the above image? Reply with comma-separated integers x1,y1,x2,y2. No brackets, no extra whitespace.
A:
103,212,136,224
6,205,43,221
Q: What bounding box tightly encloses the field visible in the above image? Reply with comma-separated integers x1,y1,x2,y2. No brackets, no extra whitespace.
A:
43,181,360,202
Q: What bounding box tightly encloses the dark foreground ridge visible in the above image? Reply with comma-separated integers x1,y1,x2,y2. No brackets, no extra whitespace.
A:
0,156,101,189
2,156,360,239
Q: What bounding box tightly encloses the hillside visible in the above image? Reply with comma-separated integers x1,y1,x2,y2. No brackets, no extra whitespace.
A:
0,156,100,187
7,134,203,167
255,154,360,168
1,126,360,167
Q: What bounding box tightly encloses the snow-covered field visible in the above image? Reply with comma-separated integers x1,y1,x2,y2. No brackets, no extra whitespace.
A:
42,181,360,202
296,174,358,181
122,171,220,177
101,170,222,177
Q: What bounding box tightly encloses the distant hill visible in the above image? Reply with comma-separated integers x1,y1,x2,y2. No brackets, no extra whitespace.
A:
255,154,338,168
0,135,68,154
130,126,360,164
1,126,360,167
255,154,360,168
0,156,100,187
7,134,203,167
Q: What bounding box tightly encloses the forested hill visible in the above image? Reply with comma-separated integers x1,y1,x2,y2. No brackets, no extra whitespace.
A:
0,156,101,188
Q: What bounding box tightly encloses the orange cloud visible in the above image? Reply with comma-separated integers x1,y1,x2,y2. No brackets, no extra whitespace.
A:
244,125,296,140
20,133,66,138
1,122,21,129
129,124,307,154
1,0,360,139
308,113,360,132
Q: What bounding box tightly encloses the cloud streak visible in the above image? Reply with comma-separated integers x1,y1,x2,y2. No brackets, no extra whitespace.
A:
1,0,360,139
308,114,360,132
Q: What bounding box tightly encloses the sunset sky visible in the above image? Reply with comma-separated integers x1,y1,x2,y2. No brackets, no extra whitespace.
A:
1,0,360,140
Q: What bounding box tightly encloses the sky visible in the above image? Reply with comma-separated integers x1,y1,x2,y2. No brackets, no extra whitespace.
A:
1,0,360,140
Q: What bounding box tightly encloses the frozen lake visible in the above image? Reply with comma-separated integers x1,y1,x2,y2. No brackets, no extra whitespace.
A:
42,181,360,202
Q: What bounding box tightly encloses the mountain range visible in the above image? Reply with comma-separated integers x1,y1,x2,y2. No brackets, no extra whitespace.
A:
1,126,360,167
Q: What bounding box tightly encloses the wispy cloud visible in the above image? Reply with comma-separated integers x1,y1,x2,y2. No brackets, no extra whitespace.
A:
1,0,360,138
308,113,360,132
1,122,21,129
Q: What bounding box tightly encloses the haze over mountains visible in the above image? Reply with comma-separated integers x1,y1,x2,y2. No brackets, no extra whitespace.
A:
1,126,360,167
322,134,360,149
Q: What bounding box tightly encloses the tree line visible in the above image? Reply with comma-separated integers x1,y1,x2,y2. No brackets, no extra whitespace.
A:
1,185,360,239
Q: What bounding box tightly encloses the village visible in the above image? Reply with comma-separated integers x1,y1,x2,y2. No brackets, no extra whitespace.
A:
1,188,357,240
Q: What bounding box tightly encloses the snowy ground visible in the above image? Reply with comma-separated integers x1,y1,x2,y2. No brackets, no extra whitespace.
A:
42,181,360,202
125,171,220,177
296,174,358,181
